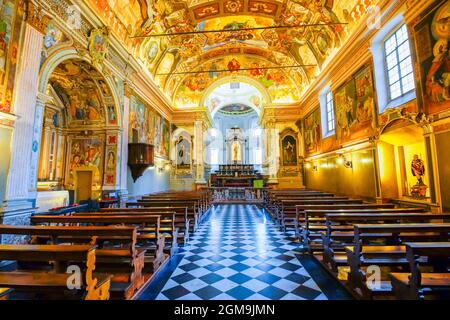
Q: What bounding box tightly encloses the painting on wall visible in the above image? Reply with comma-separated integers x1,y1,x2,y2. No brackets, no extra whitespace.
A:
281,135,298,167
175,135,191,170
335,66,376,144
335,78,357,142
49,60,110,125
104,145,117,186
304,108,321,155
128,95,170,158
0,0,23,113
413,0,449,116
66,138,104,190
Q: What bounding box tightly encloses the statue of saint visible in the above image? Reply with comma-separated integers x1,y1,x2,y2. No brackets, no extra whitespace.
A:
411,154,425,185
232,142,241,162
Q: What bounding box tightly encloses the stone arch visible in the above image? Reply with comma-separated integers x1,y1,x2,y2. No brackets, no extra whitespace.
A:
200,75,271,118
38,47,123,126
35,47,124,201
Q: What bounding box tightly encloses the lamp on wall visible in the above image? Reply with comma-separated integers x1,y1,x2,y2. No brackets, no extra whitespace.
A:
337,154,352,168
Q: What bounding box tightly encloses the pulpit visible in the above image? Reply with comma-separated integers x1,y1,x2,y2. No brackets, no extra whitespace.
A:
128,143,154,182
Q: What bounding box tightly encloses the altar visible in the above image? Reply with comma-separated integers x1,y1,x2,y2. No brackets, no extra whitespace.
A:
210,164,265,188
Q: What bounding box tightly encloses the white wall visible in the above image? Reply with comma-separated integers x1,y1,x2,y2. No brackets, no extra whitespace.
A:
127,167,170,198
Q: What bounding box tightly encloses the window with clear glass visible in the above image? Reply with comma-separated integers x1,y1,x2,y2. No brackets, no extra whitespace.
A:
326,91,335,133
384,24,415,101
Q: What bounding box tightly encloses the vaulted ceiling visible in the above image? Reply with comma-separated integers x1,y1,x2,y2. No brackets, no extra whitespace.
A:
88,0,379,108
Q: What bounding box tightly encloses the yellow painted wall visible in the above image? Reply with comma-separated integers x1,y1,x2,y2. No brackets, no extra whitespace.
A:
0,127,12,203
377,141,399,200
435,131,450,211
304,149,377,200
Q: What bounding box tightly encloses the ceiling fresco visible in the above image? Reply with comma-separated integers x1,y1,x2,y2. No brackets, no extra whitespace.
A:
88,0,380,109
206,81,264,114
48,59,117,126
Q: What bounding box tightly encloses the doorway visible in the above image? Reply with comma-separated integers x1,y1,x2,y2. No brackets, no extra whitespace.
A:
76,171,92,202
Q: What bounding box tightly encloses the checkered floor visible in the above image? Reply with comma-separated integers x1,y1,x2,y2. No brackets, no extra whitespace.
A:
154,204,327,300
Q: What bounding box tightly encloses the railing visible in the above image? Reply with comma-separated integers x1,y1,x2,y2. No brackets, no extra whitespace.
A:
206,187,269,203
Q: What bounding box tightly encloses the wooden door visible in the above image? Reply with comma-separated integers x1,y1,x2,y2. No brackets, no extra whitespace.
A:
76,171,92,202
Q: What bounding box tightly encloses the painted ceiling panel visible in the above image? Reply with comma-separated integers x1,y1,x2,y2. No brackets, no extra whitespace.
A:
87,0,380,108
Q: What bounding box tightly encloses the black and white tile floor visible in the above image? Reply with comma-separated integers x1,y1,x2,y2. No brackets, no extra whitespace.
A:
141,204,329,300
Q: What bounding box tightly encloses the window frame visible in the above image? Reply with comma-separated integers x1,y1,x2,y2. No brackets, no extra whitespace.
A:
383,23,415,102
319,84,335,139
325,91,335,134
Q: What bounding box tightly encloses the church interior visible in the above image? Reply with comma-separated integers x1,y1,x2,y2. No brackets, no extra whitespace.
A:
0,0,449,302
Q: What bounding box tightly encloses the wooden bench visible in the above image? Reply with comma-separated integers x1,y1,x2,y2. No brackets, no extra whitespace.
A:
0,244,110,300
321,211,449,271
265,193,337,222
297,203,396,241
0,224,145,299
390,242,450,300
304,207,426,251
132,200,199,232
346,223,450,299
279,197,356,229
30,215,165,274
101,207,190,244
75,211,180,256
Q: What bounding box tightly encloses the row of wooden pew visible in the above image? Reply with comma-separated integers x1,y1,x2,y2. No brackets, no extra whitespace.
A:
0,190,210,300
264,189,450,300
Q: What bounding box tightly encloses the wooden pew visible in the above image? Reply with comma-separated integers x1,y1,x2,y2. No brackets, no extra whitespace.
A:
264,190,334,213
297,203,396,241
100,207,190,244
0,288,12,300
0,244,110,300
265,193,337,221
390,242,450,300
304,207,424,251
346,223,450,299
30,215,165,274
131,200,199,232
322,211,449,271
0,224,144,299
142,193,208,213
280,197,354,229
75,211,179,256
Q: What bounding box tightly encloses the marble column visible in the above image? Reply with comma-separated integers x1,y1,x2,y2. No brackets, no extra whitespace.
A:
119,93,130,202
2,23,44,227
194,120,206,185
266,122,279,183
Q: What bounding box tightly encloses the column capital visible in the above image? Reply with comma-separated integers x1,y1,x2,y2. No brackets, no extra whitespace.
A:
36,93,52,106
26,1,51,34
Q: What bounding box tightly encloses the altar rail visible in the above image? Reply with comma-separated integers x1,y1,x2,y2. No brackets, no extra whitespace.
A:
206,187,269,204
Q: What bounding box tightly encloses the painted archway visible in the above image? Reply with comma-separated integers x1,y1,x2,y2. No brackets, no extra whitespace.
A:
36,47,123,201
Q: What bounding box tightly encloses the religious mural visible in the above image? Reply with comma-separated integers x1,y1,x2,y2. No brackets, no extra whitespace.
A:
174,56,300,108
66,138,104,190
40,21,71,67
129,95,170,158
413,0,450,116
304,65,377,156
335,65,376,144
281,135,297,167
304,108,321,154
0,0,24,113
49,60,111,125
175,135,191,169
85,0,382,109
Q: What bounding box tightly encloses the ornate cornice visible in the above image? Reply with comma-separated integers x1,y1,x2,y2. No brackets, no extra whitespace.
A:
26,0,51,34
172,107,213,130
260,104,302,127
